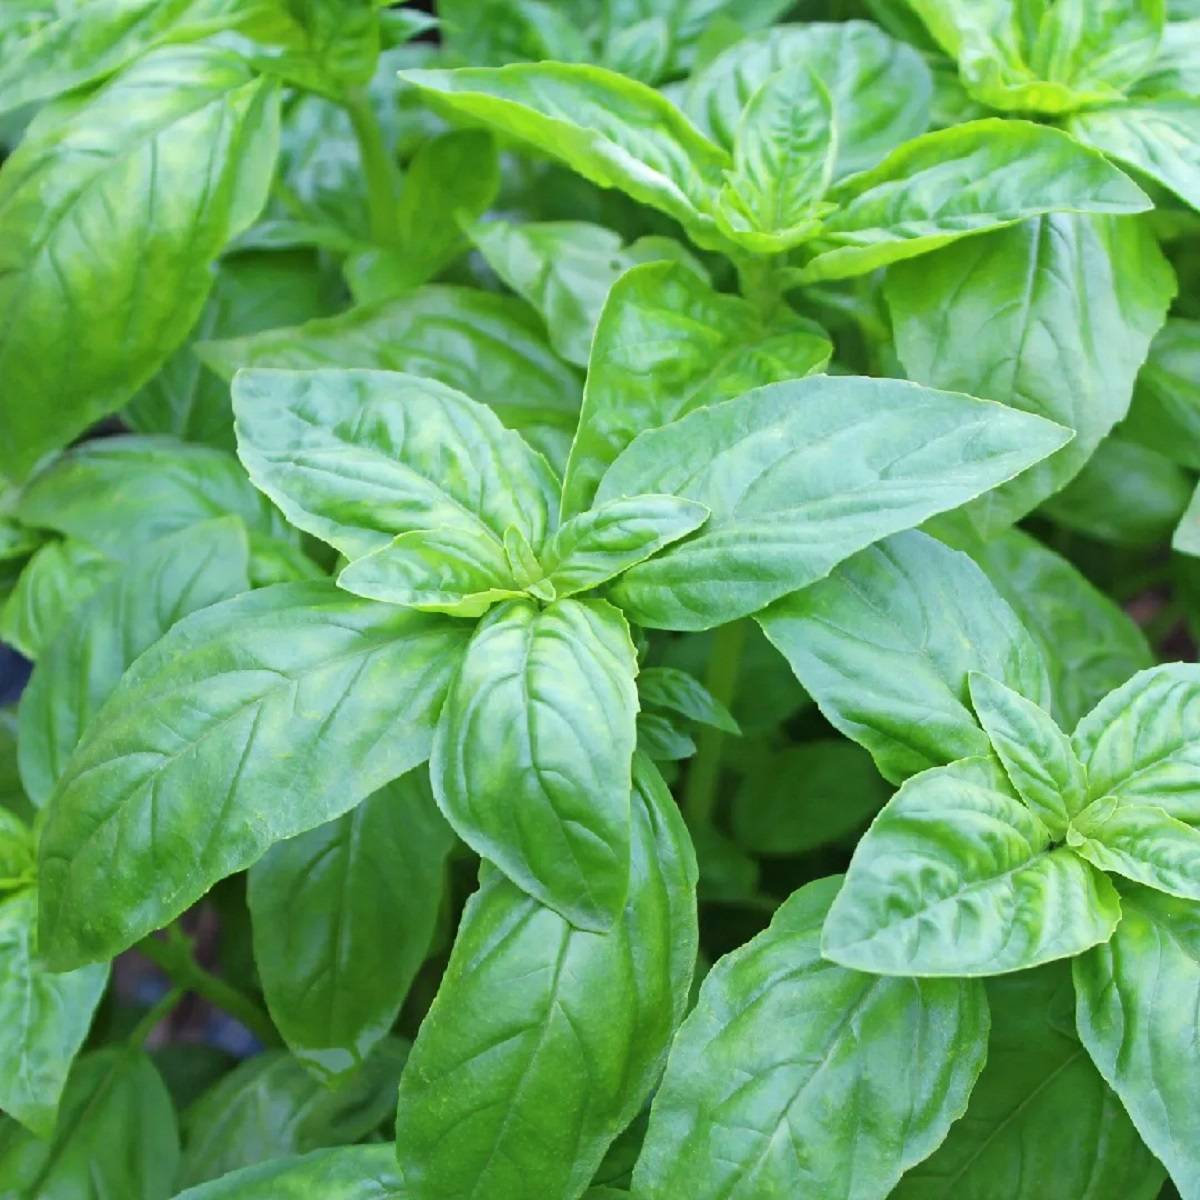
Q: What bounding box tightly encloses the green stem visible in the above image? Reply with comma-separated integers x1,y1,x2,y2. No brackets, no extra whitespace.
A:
344,88,400,245
737,256,787,322
684,620,747,826
127,987,183,1049
137,925,279,1046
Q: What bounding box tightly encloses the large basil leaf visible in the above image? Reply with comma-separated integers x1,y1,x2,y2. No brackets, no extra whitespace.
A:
1134,16,1200,96
197,285,582,470
0,45,280,478
18,519,250,809
758,531,1050,784
179,1040,407,1187
1122,318,1200,470
1071,663,1200,822
1070,100,1200,212
393,756,697,1200
0,889,108,1138
172,1145,402,1200
397,62,732,249
248,773,454,1084
684,20,933,177
971,528,1152,729
822,756,1121,976
0,1049,179,1199
560,261,830,518
37,581,469,969
430,599,638,930
633,875,988,1199
596,375,1070,630
233,368,559,560
1074,884,1200,1198
797,120,1151,282
895,963,1165,1199
886,213,1174,535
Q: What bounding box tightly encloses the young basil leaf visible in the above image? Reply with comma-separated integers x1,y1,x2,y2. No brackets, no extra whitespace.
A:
197,285,582,471
637,666,739,735
179,1039,407,1187
38,581,470,969
1133,17,1200,97
887,213,1175,535
968,671,1088,838
1074,884,1200,1198
560,260,830,518
758,531,1050,784
637,710,697,762
397,62,732,250
0,889,108,1138
171,1144,402,1200
713,66,837,253
970,528,1153,730
798,119,1151,282
336,527,526,617
0,46,280,479
393,755,697,1200
248,773,454,1085
634,874,988,1200
895,962,1165,1199
0,1049,179,1199
542,494,709,599
597,375,1071,631
1068,797,1200,900
233,368,559,559
1122,319,1200,469
468,219,707,368
17,519,251,808
1071,663,1200,824
822,756,1121,976
1070,99,1200,212
430,598,638,930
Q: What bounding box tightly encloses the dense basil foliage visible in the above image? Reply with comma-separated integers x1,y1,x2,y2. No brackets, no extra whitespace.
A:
2,2,1199,1198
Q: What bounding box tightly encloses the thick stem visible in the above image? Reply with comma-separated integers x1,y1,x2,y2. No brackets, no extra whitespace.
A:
737,256,787,322
137,925,279,1046
683,620,747,827
344,88,401,245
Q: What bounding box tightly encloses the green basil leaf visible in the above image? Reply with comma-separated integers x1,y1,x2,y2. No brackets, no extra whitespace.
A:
968,671,1087,838
38,581,469,969
1072,663,1200,822
197,285,582,472
0,1049,179,1199
798,119,1151,282
1074,883,1200,1198
0,539,120,661
637,666,739,734
17,519,250,809
397,62,732,250
0,807,33,888
0,712,32,826
1122,319,1200,469
970,528,1153,730
597,375,1071,631
713,66,836,253
336,526,525,617
234,368,558,560
886,213,1175,535
468,219,707,368
636,710,696,762
0,46,280,479
758,531,1051,784
732,739,890,855
171,1145,402,1199
180,1040,407,1187
895,962,1165,1199
633,874,988,1200
1070,99,1200,212
393,755,697,1200
823,756,1121,975
560,260,830,518
1068,797,1200,900
248,773,453,1084
430,598,638,930
0,889,108,1138
1176,481,1200,556
1133,17,1200,97
684,20,932,178
543,494,709,598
